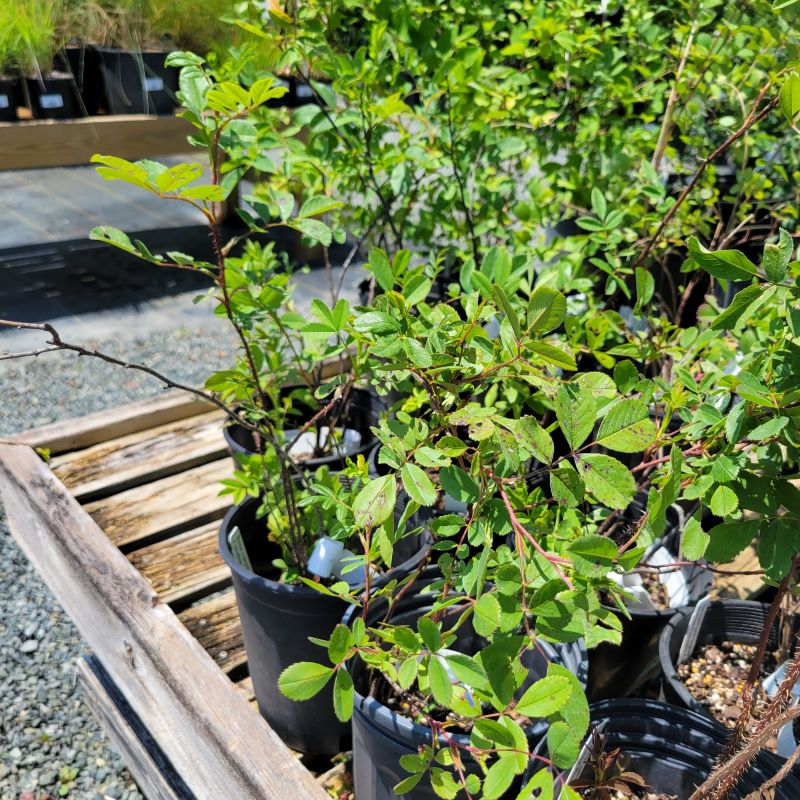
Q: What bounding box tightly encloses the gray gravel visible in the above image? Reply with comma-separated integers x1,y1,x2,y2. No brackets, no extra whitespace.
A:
0,319,238,800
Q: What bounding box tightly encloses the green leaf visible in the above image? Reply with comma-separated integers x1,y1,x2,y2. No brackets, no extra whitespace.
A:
516,417,555,464
295,218,332,246
516,769,553,800
555,384,596,450
711,284,763,331
445,654,490,692
681,516,709,560
353,475,397,528
759,521,794,581
550,463,585,508
493,285,521,339
591,187,607,220
613,360,639,393
298,195,343,218
328,624,353,663
440,466,480,503
780,73,800,124
401,463,437,507
278,662,334,700
747,416,789,441
527,286,567,333
352,311,401,335
402,337,433,368
705,520,760,563
595,399,657,453
763,229,793,283
547,720,581,769
473,593,501,637
710,485,739,517
516,675,571,717
393,773,424,794
528,341,577,371
634,267,655,316
576,454,635,510
428,655,453,706
368,248,394,292
712,455,740,484
430,768,460,800
483,758,518,800
568,534,619,575
687,237,758,281
333,667,354,722
418,617,441,652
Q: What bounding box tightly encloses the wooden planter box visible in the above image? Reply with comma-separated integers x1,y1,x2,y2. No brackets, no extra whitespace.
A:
0,392,330,800
0,391,763,798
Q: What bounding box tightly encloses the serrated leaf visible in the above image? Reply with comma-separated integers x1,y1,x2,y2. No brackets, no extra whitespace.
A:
296,217,332,246
440,466,480,503
547,720,581,769
705,520,759,563
278,662,333,700
393,773,424,794
473,593,501,637
516,769,553,800
528,341,577,370
445,653,490,692
352,311,401,335
527,286,567,333
759,521,793,581
747,416,789,441
711,455,740,483
516,675,571,717
483,757,518,800
401,463,437,506
430,768,460,799
328,624,353,663
681,516,709,560
550,463,585,508
353,475,396,528
780,73,800,124
298,195,343,218
368,248,394,292
333,667,354,722
576,454,635,510
398,656,418,689
687,237,758,281
555,384,596,450
428,655,453,706
711,284,762,331
710,484,739,517
418,617,441,653
595,399,657,453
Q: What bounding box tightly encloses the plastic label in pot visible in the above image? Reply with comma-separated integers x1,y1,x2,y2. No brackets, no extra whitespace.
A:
39,94,64,109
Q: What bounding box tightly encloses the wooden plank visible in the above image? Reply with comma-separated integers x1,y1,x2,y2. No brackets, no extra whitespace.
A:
128,521,229,605
77,657,191,800
236,675,256,704
51,410,227,502
711,545,765,599
178,590,245,674
84,459,232,549
13,391,213,455
0,443,328,800
0,115,192,171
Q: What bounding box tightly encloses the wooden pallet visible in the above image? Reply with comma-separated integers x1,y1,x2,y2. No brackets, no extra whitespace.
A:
0,390,766,798
0,392,330,800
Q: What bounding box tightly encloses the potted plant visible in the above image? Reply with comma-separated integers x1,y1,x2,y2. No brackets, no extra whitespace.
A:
16,0,83,119
0,5,25,121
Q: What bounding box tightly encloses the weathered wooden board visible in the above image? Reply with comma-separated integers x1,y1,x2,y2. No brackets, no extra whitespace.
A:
711,545,765,600
0,115,193,171
51,410,227,502
13,391,213,455
84,459,232,548
178,590,245,674
128,521,229,606
0,442,329,800
77,657,191,800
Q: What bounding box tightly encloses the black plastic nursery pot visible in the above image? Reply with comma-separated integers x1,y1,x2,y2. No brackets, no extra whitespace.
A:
555,699,800,799
218,495,431,756
659,599,790,716
223,386,383,470
0,77,20,121
344,587,589,800
24,74,82,120
95,48,178,115
56,47,103,115
588,529,711,702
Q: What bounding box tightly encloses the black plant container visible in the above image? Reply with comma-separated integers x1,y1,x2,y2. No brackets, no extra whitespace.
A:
223,386,383,470
218,495,431,755
550,699,800,799
56,46,103,115
95,48,179,115
0,77,20,121
24,74,82,120
344,584,589,800
659,599,793,716
588,512,711,702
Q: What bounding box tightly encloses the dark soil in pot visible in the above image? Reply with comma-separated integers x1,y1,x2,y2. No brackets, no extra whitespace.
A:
554,699,800,799
660,599,799,756
95,48,178,115
223,386,383,470
0,76,20,121
24,73,82,120
218,494,431,755
344,584,589,800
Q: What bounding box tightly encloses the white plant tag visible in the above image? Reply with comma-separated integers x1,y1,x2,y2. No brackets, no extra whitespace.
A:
228,526,252,571
144,76,164,92
307,536,344,579
0,95,9,109
39,93,64,109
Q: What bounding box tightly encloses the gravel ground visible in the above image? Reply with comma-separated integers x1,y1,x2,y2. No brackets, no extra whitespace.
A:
0,320,238,800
